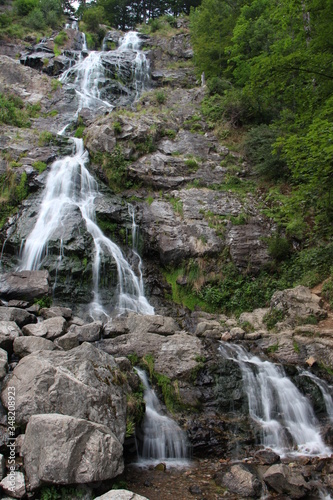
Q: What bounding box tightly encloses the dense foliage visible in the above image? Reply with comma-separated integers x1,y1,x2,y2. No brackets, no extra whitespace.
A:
190,0,333,243
77,0,201,30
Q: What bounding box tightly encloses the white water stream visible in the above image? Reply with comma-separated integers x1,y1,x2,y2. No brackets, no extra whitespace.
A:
20,31,154,317
219,343,331,457
135,368,190,465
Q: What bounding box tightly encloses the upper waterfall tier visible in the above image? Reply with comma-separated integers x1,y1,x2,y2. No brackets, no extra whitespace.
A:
18,30,154,318
59,30,150,119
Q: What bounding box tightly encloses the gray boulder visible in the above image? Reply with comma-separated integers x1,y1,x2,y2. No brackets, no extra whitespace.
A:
67,321,103,342
0,271,50,302
1,343,126,440
22,316,66,340
13,336,56,358
54,331,79,351
0,322,22,355
216,464,262,498
270,286,327,325
0,471,26,498
22,414,123,490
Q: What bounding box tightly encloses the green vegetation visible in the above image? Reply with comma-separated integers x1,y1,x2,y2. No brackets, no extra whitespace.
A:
34,296,52,308
155,90,166,105
38,131,55,146
93,147,132,193
168,196,183,216
113,121,122,134
74,126,85,139
0,93,31,128
142,354,182,412
39,485,85,500
263,308,285,330
267,343,279,354
322,278,333,308
0,0,64,41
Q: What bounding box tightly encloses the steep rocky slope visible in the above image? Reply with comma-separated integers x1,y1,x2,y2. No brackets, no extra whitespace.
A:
0,18,333,500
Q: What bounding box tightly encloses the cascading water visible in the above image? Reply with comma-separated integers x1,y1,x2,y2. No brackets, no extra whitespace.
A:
135,368,190,465
219,343,331,457
19,29,154,318
299,369,333,423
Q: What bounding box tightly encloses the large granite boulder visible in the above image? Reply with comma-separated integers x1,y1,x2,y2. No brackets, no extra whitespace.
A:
23,414,123,490
0,271,50,302
22,316,66,340
1,343,126,440
100,330,204,380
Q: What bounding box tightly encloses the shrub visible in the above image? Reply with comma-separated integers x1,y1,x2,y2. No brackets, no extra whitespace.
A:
322,277,333,308
244,124,288,180
38,131,54,146
82,6,105,32
155,90,166,105
264,308,285,330
207,77,232,96
0,92,30,127
74,126,85,138
32,161,47,173
54,30,67,46
267,234,290,262
25,7,45,29
113,121,122,134
15,0,38,16
185,158,199,172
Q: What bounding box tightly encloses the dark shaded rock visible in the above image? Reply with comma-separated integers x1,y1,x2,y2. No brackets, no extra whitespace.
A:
189,484,202,495
263,464,310,498
254,449,280,465
0,270,50,302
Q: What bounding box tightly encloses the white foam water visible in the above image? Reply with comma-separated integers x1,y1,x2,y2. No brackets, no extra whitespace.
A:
219,343,331,457
135,368,190,466
20,31,154,317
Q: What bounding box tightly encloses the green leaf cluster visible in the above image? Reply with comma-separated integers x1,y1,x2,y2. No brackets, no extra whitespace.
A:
190,0,333,241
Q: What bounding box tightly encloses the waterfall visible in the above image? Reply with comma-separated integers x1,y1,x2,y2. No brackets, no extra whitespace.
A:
299,370,333,423
19,31,154,318
118,31,150,99
135,368,190,465
219,343,331,457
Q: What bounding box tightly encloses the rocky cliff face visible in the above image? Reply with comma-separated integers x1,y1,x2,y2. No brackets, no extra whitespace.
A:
0,19,333,500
